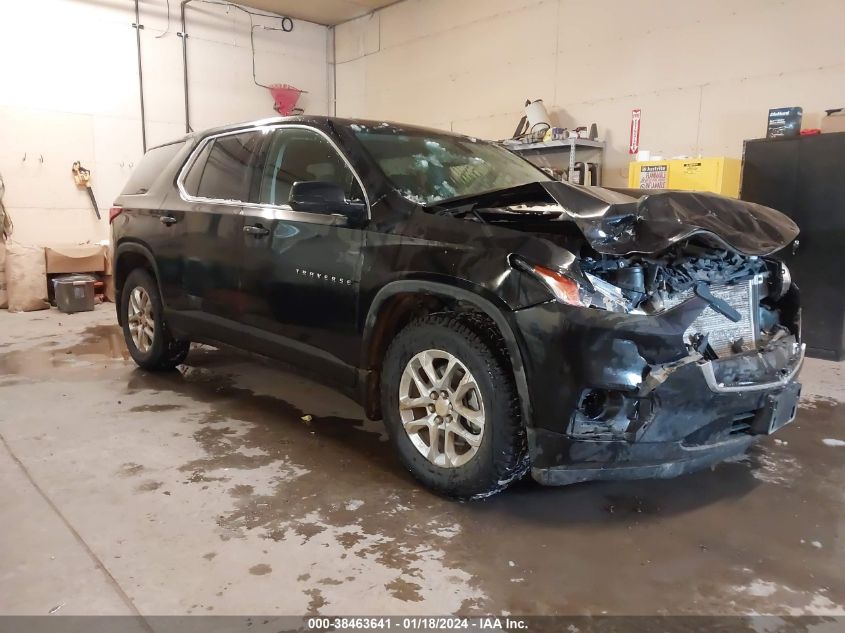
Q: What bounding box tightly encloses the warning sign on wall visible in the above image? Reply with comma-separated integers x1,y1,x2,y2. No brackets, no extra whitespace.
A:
629,109,641,154
638,164,667,189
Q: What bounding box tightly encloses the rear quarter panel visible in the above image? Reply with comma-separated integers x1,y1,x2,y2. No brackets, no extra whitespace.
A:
112,139,196,307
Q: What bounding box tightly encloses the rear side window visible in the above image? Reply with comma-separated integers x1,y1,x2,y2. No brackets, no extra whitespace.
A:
180,142,212,198
181,131,263,202
121,141,185,195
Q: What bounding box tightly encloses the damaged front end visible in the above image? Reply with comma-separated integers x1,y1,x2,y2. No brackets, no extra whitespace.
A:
434,181,804,484
515,269,803,485
557,243,804,443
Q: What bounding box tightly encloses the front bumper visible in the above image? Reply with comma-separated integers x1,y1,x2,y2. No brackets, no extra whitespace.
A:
511,300,804,486
530,431,757,486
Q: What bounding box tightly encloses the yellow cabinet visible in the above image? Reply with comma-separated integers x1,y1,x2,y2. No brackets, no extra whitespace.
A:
627,157,742,198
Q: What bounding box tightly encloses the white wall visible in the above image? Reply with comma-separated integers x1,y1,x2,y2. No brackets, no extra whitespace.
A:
334,0,845,186
0,0,329,246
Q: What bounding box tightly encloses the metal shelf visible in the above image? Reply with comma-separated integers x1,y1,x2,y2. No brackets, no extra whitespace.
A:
502,138,605,185
504,138,604,152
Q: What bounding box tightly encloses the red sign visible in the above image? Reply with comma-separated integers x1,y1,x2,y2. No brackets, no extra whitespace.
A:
629,109,641,154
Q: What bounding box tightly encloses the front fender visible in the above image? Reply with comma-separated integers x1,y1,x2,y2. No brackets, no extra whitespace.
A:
362,279,534,429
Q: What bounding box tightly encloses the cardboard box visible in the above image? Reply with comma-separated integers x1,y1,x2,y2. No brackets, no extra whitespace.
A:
821,109,845,134
44,244,106,274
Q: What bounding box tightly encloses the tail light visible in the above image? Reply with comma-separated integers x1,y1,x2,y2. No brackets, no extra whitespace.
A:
109,206,123,223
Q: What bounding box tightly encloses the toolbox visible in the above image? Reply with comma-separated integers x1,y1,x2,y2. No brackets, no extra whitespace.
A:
741,132,845,360
53,274,96,314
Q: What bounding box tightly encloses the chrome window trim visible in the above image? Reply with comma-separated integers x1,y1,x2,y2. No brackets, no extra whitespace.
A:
175,123,371,219
240,205,350,226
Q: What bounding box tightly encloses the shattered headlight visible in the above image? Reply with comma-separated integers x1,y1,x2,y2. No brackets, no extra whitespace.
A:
530,265,590,306
583,272,632,312
521,262,632,312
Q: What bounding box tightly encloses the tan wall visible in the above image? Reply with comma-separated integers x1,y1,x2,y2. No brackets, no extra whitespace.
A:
334,0,845,186
0,0,329,247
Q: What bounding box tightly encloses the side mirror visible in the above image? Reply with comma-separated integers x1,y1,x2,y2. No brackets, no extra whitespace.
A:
289,181,367,226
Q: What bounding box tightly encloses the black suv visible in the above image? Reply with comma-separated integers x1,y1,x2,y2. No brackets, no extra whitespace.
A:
112,116,804,498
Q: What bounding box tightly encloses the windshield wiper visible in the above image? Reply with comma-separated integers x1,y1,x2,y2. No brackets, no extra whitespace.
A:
434,203,487,223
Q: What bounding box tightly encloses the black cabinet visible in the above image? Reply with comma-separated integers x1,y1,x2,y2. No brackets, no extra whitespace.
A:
741,132,845,360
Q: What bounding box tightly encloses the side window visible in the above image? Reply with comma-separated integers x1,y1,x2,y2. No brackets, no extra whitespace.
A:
181,142,211,198
258,128,363,208
122,141,185,195
182,131,262,202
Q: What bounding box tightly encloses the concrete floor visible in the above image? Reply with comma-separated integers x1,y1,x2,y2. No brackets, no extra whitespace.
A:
0,305,843,617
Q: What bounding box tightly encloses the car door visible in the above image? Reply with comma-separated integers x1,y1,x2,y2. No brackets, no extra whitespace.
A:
165,128,264,340
238,125,366,388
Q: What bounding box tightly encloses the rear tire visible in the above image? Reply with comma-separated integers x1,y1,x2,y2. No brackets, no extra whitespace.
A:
120,268,189,370
381,314,528,499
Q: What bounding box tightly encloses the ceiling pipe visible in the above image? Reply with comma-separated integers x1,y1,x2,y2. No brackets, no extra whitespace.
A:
180,0,191,133
133,0,148,152
179,0,294,134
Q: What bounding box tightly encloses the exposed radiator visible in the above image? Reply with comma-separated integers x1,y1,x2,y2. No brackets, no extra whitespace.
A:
665,276,762,357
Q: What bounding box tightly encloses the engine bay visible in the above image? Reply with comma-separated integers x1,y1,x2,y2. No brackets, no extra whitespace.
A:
579,242,792,358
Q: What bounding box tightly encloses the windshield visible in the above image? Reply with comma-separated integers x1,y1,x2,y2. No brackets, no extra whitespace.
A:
350,125,551,205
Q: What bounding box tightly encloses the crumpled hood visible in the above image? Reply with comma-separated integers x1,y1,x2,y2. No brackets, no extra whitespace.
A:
438,181,799,256
540,181,799,256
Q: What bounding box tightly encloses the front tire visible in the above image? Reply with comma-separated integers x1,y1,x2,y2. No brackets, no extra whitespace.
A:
120,268,189,370
381,314,528,499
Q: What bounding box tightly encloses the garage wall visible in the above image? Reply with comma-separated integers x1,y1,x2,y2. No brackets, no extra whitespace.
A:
333,0,845,186
0,0,328,246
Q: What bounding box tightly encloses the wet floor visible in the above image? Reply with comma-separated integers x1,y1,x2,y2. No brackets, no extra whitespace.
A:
0,306,843,616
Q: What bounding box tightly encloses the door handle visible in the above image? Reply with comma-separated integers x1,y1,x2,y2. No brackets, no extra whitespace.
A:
159,215,178,226
243,224,270,236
